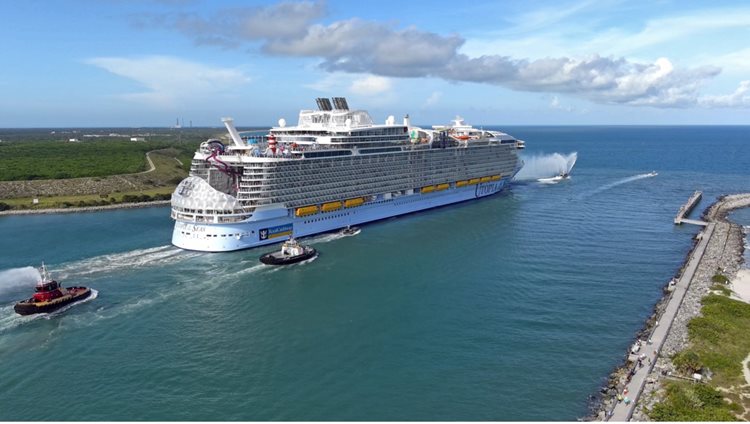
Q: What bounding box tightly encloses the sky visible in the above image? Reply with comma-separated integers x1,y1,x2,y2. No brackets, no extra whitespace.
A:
0,0,749,127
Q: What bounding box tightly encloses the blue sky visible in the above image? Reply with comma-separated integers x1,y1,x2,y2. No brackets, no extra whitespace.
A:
1,0,748,127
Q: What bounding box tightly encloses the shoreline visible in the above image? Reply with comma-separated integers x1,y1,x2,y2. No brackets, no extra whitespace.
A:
0,200,171,216
590,193,750,421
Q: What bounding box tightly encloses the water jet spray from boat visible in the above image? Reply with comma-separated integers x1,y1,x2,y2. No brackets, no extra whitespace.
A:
514,152,577,182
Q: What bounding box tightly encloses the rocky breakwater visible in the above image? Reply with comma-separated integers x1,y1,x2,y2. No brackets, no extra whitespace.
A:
593,193,750,421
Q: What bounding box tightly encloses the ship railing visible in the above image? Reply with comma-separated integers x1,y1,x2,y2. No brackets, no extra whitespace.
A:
171,208,252,223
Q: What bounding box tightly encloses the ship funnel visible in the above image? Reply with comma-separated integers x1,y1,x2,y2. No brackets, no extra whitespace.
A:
332,97,349,111
403,114,411,128
221,117,245,147
316,97,332,111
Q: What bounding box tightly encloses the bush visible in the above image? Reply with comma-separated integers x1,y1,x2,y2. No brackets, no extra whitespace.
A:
712,274,729,284
0,202,11,211
672,350,703,374
710,284,731,296
649,381,738,421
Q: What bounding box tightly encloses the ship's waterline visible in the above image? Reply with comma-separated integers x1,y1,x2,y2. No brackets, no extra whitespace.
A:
169,99,524,251
172,179,509,251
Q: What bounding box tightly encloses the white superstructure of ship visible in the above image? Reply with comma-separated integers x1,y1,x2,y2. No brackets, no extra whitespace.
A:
170,98,524,252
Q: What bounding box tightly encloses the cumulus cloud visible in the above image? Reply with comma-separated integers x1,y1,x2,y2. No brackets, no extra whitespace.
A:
699,81,750,108
86,56,250,106
146,1,326,47
424,91,442,107
349,75,392,95
137,0,747,108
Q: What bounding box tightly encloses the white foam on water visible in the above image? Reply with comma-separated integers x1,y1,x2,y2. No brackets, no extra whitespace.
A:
56,245,202,279
0,266,41,296
306,232,347,244
579,173,657,199
0,304,44,334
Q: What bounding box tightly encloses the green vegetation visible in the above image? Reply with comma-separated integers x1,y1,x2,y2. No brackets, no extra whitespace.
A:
0,140,186,181
1,187,175,209
686,295,750,387
672,350,703,375
711,284,732,296
712,274,730,284
649,381,739,421
650,294,750,420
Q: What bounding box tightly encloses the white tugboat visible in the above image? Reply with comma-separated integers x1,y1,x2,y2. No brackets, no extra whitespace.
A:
259,238,316,265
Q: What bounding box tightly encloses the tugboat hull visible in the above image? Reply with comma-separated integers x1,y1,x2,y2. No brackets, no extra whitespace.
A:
14,287,92,316
259,247,317,265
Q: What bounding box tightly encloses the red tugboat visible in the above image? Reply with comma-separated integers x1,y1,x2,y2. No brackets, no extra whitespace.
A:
14,263,92,316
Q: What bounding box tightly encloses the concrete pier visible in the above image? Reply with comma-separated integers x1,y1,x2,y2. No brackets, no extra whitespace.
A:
605,223,716,421
674,191,702,225
596,192,750,421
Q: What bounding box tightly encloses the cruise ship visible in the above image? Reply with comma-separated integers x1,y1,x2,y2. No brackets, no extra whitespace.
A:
171,98,524,252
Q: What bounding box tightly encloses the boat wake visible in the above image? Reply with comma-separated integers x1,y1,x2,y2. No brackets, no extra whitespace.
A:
590,172,657,195
572,172,657,202
55,245,201,279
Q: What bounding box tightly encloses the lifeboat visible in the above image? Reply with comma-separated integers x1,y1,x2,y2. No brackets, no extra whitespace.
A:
435,183,450,191
321,201,342,212
480,176,492,183
490,175,501,181
295,205,319,217
468,178,480,185
14,263,92,316
260,238,316,265
456,180,468,187
344,197,364,208
421,185,435,193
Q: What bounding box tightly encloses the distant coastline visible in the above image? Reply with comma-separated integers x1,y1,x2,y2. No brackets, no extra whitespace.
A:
0,200,171,216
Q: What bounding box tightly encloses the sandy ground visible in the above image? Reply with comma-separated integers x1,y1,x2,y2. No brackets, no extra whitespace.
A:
732,269,750,304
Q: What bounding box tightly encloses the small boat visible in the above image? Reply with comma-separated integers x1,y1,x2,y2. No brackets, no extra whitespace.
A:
646,171,658,177
259,238,316,265
340,226,361,236
14,263,92,316
537,172,570,184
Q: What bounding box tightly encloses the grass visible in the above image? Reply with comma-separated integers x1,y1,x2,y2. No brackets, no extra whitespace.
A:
0,187,175,209
648,381,739,421
0,137,202,181
649,294,750,420
713,274,730,284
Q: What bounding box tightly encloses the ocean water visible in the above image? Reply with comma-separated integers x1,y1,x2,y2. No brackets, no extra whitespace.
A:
0,126,748,420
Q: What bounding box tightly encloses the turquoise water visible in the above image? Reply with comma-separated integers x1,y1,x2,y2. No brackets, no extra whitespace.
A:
0,126,748,420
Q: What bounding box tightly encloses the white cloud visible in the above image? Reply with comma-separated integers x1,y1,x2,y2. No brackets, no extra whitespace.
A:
699,81,750,108
349,75,392,95
86,56,250,106
304,73,348,92
144,1,747,109
423,91,442,107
